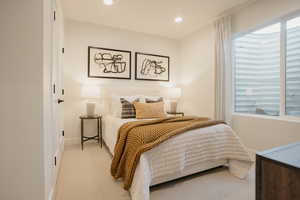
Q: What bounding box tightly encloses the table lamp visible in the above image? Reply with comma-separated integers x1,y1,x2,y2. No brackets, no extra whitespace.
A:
81,85,101,116
167,87,181,113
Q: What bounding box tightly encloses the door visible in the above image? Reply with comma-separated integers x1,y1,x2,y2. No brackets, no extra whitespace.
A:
51,0,64,186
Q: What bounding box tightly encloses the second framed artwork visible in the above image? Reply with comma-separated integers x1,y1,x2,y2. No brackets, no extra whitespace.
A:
135,52,170,81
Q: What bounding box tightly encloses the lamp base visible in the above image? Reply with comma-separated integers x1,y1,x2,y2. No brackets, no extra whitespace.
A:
170,101,178,113
86,102,96,116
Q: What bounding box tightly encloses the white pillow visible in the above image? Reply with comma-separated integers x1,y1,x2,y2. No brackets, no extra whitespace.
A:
143,96,169,114
143,96,161,102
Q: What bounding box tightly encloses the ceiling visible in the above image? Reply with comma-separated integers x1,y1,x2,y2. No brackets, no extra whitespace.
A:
61,0,251,39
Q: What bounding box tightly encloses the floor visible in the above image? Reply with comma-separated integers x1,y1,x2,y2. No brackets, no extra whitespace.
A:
55,143,255,200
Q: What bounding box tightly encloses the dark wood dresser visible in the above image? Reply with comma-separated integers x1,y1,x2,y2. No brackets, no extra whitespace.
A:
256,142,300,200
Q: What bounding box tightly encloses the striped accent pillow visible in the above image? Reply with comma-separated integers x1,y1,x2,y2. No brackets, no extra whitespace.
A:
120,98,139,119
145,97,163,103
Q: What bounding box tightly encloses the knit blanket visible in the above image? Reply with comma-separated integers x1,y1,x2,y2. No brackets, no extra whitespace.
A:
111,116,225,190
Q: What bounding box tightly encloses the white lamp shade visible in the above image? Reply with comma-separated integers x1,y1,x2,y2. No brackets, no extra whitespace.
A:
167,88,181,99
81,85,101,99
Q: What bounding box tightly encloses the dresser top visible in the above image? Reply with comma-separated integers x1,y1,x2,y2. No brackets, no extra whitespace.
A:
257,142,300,169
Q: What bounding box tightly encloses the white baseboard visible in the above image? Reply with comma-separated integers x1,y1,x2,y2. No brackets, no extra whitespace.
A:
64,137,81,145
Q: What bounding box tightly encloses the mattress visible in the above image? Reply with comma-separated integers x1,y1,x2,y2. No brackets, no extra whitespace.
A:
103,115,253,200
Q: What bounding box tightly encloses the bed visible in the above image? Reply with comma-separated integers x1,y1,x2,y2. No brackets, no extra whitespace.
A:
103,114,253,200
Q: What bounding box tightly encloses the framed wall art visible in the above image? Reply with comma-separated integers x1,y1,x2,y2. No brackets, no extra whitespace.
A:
135,52,169,81
88,46,131,79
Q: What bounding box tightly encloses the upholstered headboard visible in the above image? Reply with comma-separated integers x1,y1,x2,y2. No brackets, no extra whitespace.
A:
99,85,172,115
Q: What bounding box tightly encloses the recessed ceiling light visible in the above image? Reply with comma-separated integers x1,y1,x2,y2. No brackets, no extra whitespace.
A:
103,0,114,6
174,17,183,23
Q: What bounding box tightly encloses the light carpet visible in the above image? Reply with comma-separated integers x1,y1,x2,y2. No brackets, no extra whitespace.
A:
55,143,255,200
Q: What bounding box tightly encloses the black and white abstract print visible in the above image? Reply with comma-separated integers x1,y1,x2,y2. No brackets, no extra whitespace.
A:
88,47,131,79
135,52,169,81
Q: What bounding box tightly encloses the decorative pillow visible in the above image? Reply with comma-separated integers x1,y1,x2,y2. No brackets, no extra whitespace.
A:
145,97,163,103
133,101,167,119
145,97,169,113
111,95,140,117
142,96,161,102
120,98,139,118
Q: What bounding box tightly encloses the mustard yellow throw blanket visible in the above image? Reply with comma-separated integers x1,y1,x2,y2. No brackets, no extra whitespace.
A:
111,116,225,190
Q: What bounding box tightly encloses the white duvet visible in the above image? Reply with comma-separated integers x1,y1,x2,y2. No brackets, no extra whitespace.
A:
103,115,253,200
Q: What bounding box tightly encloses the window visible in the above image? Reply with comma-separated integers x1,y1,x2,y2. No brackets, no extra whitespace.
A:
234,24,281,116
234,14,300,117
286,16,300,116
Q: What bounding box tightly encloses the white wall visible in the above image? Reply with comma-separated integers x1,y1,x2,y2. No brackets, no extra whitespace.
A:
63,20,181,143
232,0,300,34
179,25,215,118
0,0,47,199
179,0,300,151
232,114,300,151
231,0,300,151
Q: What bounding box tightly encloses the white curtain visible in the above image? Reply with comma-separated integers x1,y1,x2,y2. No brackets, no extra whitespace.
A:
214,16,232,121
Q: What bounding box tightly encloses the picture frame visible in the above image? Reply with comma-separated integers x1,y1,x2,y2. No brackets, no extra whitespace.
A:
88,46,131,79
135,52,170,81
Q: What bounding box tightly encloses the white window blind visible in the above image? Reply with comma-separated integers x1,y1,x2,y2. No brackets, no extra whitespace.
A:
286,16,300,116
234,24,281,116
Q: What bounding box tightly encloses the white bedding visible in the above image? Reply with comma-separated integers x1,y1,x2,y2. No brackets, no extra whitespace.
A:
103,115,253,200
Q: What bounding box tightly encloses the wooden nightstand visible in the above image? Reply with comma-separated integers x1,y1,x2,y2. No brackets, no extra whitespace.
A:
79,114,102,150
167,112,184,117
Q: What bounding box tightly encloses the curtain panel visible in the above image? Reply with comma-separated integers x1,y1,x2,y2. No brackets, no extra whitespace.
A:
214,15,232,122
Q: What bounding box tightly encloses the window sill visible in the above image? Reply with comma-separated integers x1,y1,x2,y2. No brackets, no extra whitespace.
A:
232,112,300,123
